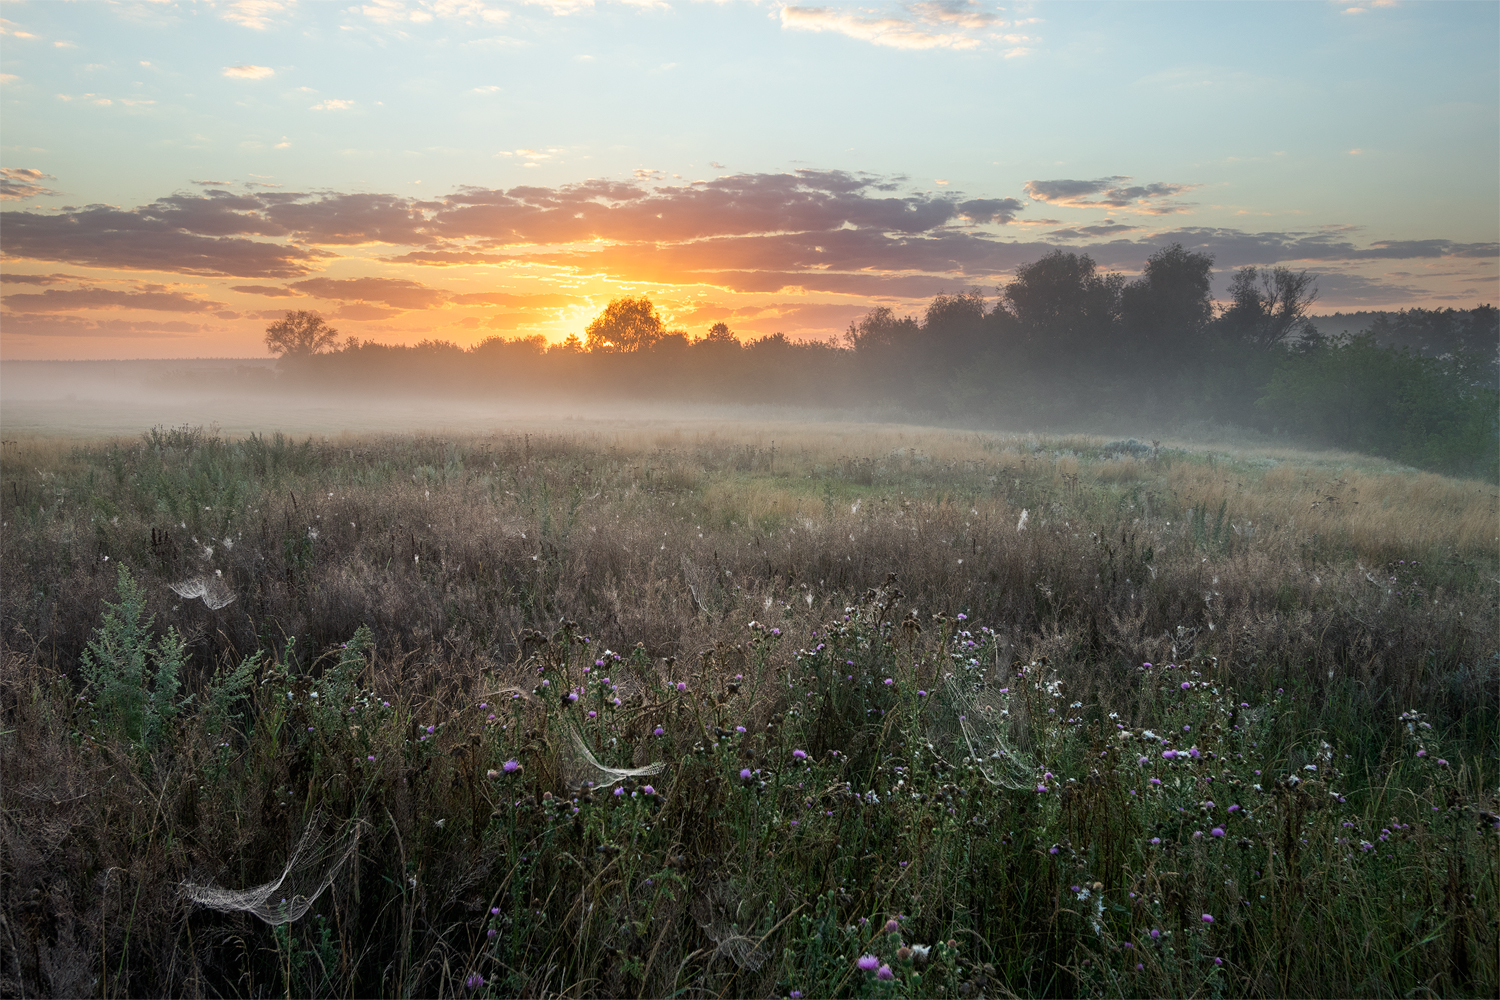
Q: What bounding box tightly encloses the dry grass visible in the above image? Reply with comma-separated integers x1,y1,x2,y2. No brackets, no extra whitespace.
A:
1,421,1496,998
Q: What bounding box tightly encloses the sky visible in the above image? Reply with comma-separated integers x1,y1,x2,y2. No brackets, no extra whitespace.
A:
0,0,1496,360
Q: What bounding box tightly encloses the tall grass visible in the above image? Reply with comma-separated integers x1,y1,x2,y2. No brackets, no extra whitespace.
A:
2,424,1496,997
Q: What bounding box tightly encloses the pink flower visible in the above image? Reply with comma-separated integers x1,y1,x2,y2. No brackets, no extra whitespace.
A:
877,964,895,981
1201,913,1214,924
857,954,880,971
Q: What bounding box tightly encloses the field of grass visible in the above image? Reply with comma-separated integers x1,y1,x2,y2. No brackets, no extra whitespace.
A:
2,421,1496,998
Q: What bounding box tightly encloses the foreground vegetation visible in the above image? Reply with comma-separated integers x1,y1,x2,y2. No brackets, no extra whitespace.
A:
2,424,1496,997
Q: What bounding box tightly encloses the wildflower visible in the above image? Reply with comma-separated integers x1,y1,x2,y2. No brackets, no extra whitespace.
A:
1181,681,1191,691
613,787,624,797
1036,783,1049,793
465,971,485,990
426,725,436,734
1437,758,1449,767
491,907,501,915
740,768,753,781
503,759,520,773
676,682,687,692
1150,928,1161,939
1149,777,1161,786
487,928,497,939
885,918,900,933
1142,662,1152,668
1162,750,1176,759
1138,756,1149,766
857,954,880,971
1211,827,1225,838
654,727,665,736
735,726,746,733
1214,957,1223,966
1201,913,1214,924
367,755,376,762
884,677,894,686
1150,837,1160,845
588,710,597,719
877,964,895,981
642,785,655,795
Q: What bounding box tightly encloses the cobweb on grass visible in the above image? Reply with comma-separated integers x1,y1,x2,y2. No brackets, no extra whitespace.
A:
168,574,235,610
690,881,767,971
928,644,1035,790
558,725,664,789
181,811,361,925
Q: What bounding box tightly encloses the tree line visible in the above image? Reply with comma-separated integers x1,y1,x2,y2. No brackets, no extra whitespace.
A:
264,246,1499,479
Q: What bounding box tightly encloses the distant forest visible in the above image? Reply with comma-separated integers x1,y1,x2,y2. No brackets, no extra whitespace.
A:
222,246,1497,478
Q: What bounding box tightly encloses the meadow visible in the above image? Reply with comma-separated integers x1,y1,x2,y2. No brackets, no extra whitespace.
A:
2,421,1496,998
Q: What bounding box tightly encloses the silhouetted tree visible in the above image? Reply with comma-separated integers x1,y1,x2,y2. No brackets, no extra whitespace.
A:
1219,266,1319,349
923,289,989,363
700,321,738,344
265,310,339,358
1120,243,1215,360
1001,250,1123,357
585,298,665,352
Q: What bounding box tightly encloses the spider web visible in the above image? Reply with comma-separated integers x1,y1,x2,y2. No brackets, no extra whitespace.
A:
181,811,361,925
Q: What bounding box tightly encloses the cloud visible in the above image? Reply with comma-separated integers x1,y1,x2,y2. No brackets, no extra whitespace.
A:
291,276,448,309
0,314,204,339
0,272,83,285
2,285,228,313
779,2,1026,52
333,302,400,320
218,1,294,31
1025,177,1196,214
310,99,354,111
0,167,57,201
5,174,1490,327
223,64,275,79
0,200,327,278
230,284,301,296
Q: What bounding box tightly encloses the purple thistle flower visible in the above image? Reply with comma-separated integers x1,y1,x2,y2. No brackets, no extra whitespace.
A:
1162,749,1176,759
1150,928,1161,939
642,785,655,795
884,918,899,933
487,928,497,939
740,768,753,780
1211,827,1226,838
654,727,665,736
676,682,687,692
877,964,895,981
857,954,880,971
793,749,807,760
465,971,485,990
503,759,520,773
1201,913,1214,924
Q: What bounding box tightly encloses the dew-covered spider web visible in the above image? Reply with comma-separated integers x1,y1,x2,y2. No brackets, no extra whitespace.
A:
168,574,235,610
558,725,664,789
928,652,1036,790
181,811,361,925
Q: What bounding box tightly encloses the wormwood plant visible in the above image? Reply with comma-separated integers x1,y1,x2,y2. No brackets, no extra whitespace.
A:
79,563,189,751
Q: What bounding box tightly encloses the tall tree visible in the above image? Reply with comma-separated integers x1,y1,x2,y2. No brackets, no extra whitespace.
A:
584,298,665,352
1001,250,1123,357
1219,266,1319,349
264,310,339,358
1120,243,1215,359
